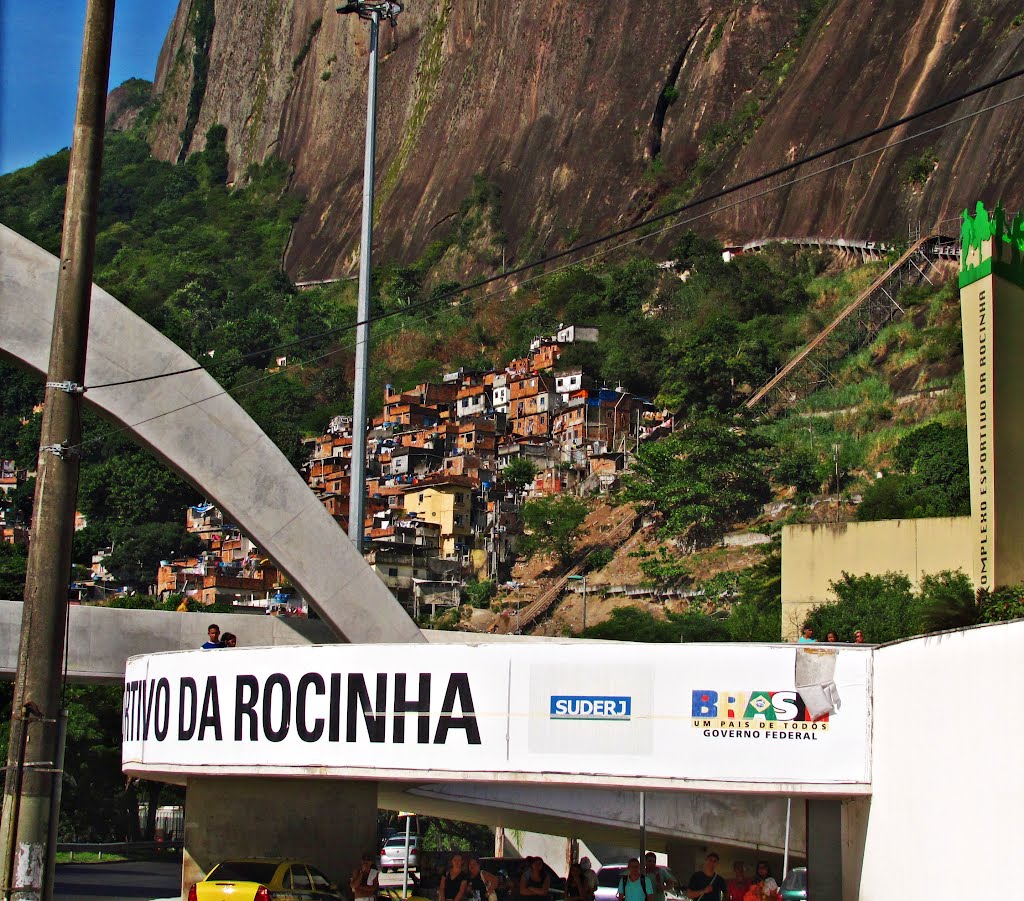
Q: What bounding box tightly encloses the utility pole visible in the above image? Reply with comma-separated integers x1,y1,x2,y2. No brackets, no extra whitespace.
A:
0,1,115,898
338,0,403,552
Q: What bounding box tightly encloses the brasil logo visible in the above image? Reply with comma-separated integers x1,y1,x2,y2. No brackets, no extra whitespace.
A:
691,690,830,740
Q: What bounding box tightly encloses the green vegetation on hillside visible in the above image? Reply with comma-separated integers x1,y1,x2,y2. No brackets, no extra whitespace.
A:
520,495,590,563
0,119,972,635
802,569,1024,643
0,123,363,591
624,417,771,548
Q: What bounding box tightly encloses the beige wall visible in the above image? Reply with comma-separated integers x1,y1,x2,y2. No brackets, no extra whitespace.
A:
780,518,974,640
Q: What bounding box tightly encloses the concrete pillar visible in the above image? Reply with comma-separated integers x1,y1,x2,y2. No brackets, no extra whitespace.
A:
806,800,842,901
959,203,1024,588
181,777,377,900
840,797,869,901
665,841,702,881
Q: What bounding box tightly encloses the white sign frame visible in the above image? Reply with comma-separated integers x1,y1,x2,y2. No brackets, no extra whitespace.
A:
122,642,872,795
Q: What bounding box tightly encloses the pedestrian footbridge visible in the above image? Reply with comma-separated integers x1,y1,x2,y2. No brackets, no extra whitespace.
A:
118,621,1022,901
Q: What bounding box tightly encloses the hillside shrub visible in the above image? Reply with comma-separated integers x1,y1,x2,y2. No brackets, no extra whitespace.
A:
901,149,938,185
462,578,496,609
586,547,614,571
858,422,969,520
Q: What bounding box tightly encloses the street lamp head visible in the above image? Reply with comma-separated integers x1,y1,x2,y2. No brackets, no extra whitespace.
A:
336,0,403,21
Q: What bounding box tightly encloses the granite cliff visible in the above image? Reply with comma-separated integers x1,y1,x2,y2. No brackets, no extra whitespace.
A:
140,0,1024,280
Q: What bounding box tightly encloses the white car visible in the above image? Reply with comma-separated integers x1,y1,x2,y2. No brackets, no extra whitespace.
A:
595,865,683,901
379,835,420,872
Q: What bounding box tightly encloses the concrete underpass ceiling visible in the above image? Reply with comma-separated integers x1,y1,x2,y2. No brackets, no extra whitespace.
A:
378,782,807,857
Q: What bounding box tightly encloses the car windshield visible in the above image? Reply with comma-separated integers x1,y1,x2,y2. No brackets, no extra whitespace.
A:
385,837,416,846
597,869,628,888
781,870,807,890
208,862,279,884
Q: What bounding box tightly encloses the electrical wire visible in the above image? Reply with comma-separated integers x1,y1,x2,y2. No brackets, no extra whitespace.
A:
83,66,1024,392
68,83,1024,451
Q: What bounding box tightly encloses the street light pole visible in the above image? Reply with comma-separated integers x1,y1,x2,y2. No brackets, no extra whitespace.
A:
569,573,587,632
581,572,587,631
338,1,403,552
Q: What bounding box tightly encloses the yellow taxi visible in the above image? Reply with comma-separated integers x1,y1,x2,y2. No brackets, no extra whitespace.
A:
188,859,342,900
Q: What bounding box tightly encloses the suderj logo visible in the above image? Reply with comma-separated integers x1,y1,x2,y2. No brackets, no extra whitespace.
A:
691,690,829,741
550,695,631,721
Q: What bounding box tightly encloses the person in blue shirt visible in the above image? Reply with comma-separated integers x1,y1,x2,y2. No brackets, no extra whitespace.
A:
617,859,653,901
797,626,817,644
201,623,223,648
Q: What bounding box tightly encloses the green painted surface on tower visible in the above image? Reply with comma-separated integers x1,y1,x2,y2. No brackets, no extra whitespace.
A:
960,201,1024,289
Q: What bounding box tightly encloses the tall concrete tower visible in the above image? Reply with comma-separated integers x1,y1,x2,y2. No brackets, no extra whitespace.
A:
959,202,1024,590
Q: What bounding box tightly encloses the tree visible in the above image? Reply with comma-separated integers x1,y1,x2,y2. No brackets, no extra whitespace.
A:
103,522,201,587
771,446,822,496
978,585,1024,624
462,578,496,609
669,230,724,271
583,606,677,642
622,418,770,548
725,549,783,642
0,682,158,841
803,572,918,643
0,543,28,601
501,458,537,499
917,570,977,632
858,422,970,521
657,318,773,414
520,494,590,563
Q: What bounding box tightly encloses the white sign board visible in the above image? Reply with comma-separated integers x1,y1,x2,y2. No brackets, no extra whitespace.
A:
122,643,871,791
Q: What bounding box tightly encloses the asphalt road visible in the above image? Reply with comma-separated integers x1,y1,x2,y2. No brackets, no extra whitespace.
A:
54,860,181,901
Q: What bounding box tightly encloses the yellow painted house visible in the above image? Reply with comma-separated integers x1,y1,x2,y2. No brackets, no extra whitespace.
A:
400,476,475,558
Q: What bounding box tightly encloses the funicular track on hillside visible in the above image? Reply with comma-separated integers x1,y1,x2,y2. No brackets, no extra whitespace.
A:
492,506,637,634
744,235,954,411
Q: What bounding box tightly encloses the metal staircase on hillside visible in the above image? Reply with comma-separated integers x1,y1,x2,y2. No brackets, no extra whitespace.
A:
744,235,953,410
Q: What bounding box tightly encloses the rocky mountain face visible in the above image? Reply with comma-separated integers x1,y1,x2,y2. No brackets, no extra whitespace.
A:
143,0,1024,280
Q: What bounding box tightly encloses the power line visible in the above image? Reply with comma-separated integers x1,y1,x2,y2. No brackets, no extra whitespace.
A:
68,82,1024,451
84,66,1024,392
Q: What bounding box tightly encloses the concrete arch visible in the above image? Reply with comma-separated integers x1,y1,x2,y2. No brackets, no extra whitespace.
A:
0,224,422,644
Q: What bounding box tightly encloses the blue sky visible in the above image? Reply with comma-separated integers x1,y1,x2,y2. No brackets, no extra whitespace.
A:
1,0,180,174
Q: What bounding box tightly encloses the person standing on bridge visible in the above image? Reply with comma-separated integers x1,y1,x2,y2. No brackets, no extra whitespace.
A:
725,862,751,901
579,858,598,901
467,857,499,901
201,623,223,648
565,862,590,901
